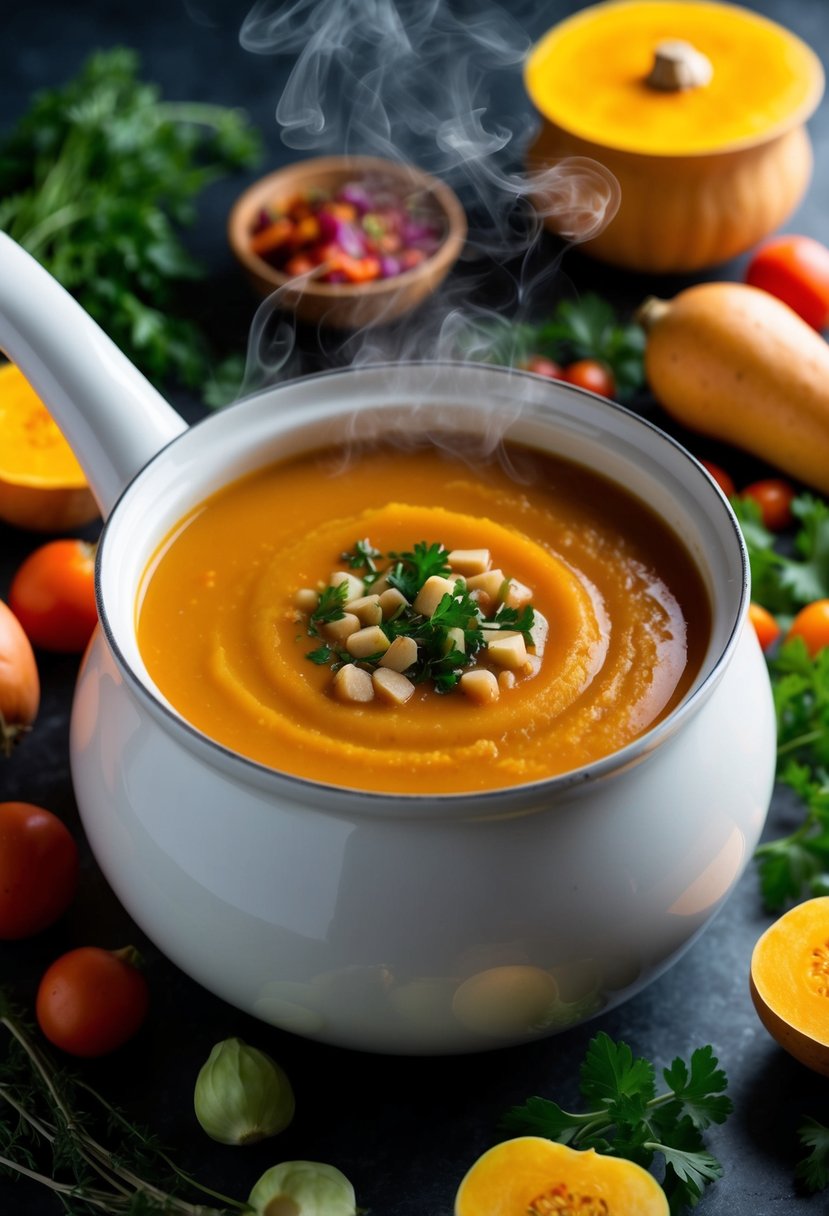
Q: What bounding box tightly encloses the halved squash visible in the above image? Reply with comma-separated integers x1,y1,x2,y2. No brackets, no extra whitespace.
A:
750,895,829,1076
0,362,98,532
454,1137,668,1216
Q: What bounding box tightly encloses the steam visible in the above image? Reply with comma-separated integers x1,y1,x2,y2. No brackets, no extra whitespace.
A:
234,0,620,391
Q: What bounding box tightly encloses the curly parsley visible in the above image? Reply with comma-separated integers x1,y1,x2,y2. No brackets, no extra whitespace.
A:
501,1031,732,1214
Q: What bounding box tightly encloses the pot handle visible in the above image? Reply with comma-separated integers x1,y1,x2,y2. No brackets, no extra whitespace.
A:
0,233,187,518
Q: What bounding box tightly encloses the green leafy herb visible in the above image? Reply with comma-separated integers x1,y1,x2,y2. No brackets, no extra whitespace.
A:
732,493,829,620
299,539,538,695
464,293,646,401
501,1031,732,1215
0,48,261,396
308,583,349,634
341,539,382,576
387,542,452,602
0,992,244,1214
796,1117,829,1192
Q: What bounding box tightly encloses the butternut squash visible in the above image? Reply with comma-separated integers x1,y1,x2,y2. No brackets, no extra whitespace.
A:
750,895,829,1076
454,1137,669,1216
0,363,98,533
638,283,829,496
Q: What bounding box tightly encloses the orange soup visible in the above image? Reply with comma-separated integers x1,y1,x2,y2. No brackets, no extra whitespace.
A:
136,441,710,794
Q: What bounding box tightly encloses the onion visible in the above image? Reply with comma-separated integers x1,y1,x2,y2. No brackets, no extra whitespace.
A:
0,600,39,756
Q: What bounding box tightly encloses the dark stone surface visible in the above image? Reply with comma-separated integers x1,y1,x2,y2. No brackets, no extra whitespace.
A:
2,2,829,1214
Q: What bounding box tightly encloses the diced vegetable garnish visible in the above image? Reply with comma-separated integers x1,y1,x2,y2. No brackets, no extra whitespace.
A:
298,539,543,704
249,177,446,285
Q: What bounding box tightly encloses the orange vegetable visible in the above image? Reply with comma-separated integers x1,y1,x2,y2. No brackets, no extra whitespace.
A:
249,216,293,257
454,1137,668,1216
0,600,39,756
0,801,78,939
638,283,829,496
36,946,149,1058
750,896,829,1076
0,363,98,533
748,602,780,653
786,599,829,657
741,478,796,531
9,539,97,653
746,235,829,331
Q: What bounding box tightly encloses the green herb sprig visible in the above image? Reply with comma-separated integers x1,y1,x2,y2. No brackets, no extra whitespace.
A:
796,1116,829,1192
0,992,244,1214
501,1031,732,1215
0,48,261,396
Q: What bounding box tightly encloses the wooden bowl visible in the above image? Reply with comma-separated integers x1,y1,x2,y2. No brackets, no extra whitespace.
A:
228,155,467,329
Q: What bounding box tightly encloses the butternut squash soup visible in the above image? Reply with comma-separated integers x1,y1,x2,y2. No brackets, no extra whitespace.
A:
136,441,710,794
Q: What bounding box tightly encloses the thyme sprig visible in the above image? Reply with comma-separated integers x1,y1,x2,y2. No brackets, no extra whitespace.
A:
0,992,246,1215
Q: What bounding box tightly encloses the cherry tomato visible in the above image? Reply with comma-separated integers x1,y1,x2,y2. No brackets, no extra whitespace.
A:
0,600,39,755
700,460,735,499
787,600,829,657
9,539,97,653
0,802,78,939
523,355,564,380
561,360,615,398
748,602,781,654
36,946,149,1057
745,235,829,331
741,479,796,531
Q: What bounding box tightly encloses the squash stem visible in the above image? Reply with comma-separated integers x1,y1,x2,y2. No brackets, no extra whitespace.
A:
634,296,670,331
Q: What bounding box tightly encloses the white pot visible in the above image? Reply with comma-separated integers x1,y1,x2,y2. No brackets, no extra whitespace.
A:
0,235,775,1053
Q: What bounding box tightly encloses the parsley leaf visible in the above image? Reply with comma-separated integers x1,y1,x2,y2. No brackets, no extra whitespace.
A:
501,1031,732,1214
308,583,348,635
796,1117,829,1192
0,48,260,396
341,539,381,575
387,542,451,601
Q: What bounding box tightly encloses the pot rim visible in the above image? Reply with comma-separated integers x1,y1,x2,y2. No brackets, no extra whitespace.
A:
94,360,749,817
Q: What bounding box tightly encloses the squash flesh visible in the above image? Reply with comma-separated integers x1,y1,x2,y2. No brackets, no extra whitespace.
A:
750,895,829,1075
454,1138,669,1216
0,363,98,531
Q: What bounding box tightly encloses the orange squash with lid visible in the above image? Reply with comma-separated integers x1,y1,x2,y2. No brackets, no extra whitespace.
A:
525,0,825,272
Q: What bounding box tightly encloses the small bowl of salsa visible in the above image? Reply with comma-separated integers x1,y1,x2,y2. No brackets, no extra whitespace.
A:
228,154,467,328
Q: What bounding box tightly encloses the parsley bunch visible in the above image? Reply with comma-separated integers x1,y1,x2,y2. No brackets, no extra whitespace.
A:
502,1031,732,1215
0,48,261,394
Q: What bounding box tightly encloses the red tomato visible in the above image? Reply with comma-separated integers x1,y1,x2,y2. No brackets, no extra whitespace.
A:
741,479,796,531
524,355,564,380
0,802,78,939
9,540,97,653
700,460,735,499
36,946,149,1057
561,360,615,398
746,235,829,331
787,600,829,657
748,602,781,654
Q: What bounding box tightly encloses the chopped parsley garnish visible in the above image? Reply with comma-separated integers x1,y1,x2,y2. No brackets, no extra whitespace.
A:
502,1031,732,1214
298,539,539,698
387,541,452,602
307,583,348,635
341,538,381,576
